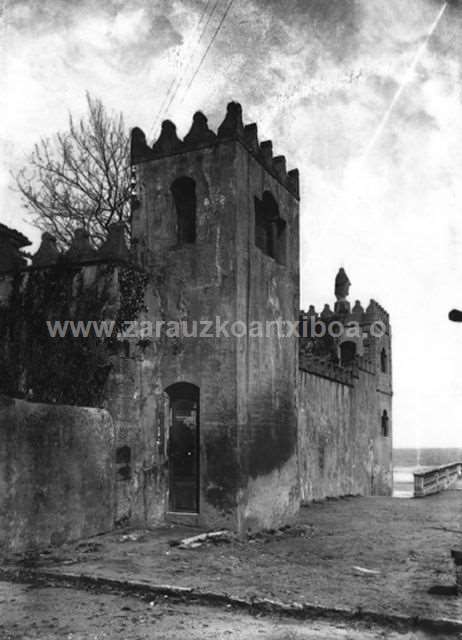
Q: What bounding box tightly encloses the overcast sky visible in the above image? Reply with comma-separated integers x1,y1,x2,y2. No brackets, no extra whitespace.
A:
1,0,462,447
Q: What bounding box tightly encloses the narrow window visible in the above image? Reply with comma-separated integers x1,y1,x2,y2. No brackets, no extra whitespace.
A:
116,446,131,480
254,191,286,264
255,197,271,256
340,341,356,366
318,441,325,473
171,177,196,245
380,348,388,373
381,410,389,437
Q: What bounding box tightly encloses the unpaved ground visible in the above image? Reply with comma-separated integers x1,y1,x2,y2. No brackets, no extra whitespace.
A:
0,582,456,640
8,493,462,623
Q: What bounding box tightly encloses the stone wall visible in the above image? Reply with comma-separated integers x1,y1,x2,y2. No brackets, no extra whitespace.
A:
234,143,300,530
0,395,114,552
132,136,243,530
297,276,393,501
0,102,393,539
131,102,300,532
298,365,393,502
0,257,155,530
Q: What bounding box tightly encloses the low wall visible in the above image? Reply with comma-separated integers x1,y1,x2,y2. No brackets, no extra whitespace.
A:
0,395,115,552
414,462,461,497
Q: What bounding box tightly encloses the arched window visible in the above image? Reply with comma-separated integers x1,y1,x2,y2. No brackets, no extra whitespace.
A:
340,341,356,366
380,348,388,373
171,177,196,245
381,410,389,437
254,191,286,263
165,382,200,513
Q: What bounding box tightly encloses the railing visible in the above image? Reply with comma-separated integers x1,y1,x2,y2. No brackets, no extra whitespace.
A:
414,462,462,497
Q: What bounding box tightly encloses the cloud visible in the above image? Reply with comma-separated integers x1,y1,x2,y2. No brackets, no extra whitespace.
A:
2,0,462,447
5,0,184,73
255,0,362,63
4,0,78,33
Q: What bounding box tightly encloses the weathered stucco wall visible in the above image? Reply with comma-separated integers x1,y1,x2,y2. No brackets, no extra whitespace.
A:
132,126,300,531
133,140,243,529
234,144,300,530
0,395,114,552
298,372,354,501
298,366,392,502
0,127,302,535
0,261,156,529
0,104,392,540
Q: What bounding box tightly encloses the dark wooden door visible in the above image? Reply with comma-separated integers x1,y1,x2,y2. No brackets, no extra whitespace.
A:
168,394,199,513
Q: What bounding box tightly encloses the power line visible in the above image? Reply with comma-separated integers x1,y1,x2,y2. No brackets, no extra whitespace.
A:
149,1,214,137
198,0,220,40
150,53,181,138
198,0,214,29
149,0,219,138
179,0,235,103
161,0,222,119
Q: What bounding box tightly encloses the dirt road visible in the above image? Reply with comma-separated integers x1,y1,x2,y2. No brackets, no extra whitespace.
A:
0,581,457,640
11,494,462,623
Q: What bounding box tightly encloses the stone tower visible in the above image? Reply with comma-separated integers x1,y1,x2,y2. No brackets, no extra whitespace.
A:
336,279,393,496
130,102,300,531
298,270,393,500
335,275,393,496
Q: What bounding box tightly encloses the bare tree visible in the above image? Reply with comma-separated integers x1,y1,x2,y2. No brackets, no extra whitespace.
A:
15,94,130,248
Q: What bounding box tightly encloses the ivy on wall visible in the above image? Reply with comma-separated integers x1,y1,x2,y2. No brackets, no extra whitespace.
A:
117,265,149,332
0,262,148,407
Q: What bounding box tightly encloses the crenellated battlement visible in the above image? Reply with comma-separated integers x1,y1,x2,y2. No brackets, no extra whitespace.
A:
299,268,391,388
299,296,390,329
364,299,390,326
0,223,132,275
0,92,394,536
130,102,300,199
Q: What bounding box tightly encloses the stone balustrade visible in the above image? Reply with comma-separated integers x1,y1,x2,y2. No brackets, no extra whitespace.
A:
414,462,462,497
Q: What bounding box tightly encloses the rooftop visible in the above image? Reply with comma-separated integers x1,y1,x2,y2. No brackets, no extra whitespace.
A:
0,223,31,248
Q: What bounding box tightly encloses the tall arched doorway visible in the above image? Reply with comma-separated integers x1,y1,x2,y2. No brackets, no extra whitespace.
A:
165,383,200,513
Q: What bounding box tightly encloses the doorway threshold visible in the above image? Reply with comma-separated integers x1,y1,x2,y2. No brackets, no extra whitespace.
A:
165,512,200,527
